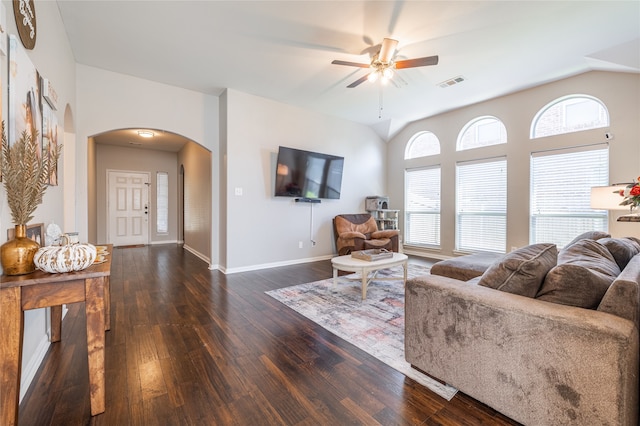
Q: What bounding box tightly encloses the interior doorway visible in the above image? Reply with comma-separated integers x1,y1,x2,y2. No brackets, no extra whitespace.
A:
106,170,150,246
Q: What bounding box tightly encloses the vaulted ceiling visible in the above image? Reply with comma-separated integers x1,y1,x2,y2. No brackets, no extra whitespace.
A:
57,1,640,141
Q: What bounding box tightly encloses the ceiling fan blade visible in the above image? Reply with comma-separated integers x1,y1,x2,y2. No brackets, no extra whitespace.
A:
395,55,439,69
331,59,370,68
347,74,370,88
379,38,398,64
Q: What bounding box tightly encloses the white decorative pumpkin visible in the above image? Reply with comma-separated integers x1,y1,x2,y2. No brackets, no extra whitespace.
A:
34,243,97,273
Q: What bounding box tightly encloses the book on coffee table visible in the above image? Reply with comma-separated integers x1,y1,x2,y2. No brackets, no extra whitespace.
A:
351,249,393,261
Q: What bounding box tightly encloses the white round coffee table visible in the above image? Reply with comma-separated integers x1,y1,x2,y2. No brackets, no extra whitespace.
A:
331,252,408,300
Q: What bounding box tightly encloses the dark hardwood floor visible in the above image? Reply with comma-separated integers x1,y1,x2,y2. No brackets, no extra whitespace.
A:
18,245,519,425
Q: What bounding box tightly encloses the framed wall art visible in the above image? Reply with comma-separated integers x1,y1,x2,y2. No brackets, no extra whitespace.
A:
8,34,41,150
7,222,44,245
42,101,59,185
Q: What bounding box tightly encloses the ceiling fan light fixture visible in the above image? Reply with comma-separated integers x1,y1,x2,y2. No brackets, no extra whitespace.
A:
379,38,399,64
382,67,394,80
367,72,379,83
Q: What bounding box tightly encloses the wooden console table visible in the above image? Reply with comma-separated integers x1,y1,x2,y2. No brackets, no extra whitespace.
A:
0,245,113,425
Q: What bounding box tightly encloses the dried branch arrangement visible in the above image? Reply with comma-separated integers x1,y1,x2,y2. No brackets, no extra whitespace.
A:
0,122,62,225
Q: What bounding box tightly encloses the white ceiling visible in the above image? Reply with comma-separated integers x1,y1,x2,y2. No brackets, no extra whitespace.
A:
56,1,640,143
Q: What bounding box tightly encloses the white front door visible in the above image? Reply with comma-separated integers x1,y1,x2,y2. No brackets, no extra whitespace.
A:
107,170,150,246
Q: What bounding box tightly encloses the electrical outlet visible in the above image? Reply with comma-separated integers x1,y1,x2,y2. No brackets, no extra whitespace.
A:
298,241,303,249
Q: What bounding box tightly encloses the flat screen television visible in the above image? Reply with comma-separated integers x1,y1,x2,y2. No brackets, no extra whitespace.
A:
274,146,344,200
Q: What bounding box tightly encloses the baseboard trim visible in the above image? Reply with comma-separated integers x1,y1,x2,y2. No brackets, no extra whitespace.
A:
19,334,50,402
183,244,211,265
222,254,334,274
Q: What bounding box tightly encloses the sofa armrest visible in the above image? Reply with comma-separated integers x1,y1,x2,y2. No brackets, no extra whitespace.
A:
338,231,366,240
405,274,639,426
599,254,640,329
371,229,399,239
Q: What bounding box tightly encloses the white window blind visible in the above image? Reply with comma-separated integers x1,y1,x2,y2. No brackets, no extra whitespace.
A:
456,158,507,253
405,167,441,246
157,172,169,234
530,145,608,247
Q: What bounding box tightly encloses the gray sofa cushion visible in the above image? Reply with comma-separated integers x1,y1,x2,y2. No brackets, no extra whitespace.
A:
565,230,610,247
431,252,503,281
598,237,640,270
537,239,621,308
478,243,557,297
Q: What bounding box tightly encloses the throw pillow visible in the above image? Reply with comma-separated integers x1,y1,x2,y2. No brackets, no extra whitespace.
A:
536,239,621,309
597,237,640,270
478,243,557,297
565,230,611,248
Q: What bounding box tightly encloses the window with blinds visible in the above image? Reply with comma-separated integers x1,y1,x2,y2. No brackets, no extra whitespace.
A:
456,158,507,253
405,166,441,247
530,145,608,247
157,171,169,234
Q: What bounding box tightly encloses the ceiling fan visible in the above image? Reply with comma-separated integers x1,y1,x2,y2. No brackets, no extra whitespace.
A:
331,38,439,88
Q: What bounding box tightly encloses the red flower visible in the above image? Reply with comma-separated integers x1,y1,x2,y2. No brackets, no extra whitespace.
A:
630,185,640,196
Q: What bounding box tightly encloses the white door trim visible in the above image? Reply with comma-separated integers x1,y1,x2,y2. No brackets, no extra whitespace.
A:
106,169,151,246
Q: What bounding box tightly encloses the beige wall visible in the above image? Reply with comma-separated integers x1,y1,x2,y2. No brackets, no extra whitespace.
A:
75,64,219,259
387,71,640,259
94,144,180,245
178,141,212,262
223,89,387,272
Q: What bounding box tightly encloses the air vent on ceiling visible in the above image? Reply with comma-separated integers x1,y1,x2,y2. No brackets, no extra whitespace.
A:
438,76,465,88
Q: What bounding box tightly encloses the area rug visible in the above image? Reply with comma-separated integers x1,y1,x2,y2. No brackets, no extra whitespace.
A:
266,264,458,401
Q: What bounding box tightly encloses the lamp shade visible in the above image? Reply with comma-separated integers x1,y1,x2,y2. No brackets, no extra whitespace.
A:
590,185,629,210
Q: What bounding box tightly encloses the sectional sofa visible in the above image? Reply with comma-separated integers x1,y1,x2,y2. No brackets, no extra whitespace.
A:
405,234,640,425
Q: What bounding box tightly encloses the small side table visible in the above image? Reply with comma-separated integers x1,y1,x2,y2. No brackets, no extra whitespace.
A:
0,245,112,426
331,252,408,299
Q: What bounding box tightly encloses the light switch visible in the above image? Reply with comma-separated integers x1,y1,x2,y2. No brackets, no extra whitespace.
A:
235,187,243,196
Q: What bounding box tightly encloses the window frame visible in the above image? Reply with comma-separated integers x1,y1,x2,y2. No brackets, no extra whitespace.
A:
529,144,609,248
455,157,507,253
530,94,609,139
156,171,169,235
404,166,441,248
456,116,507,151
405,131,440,159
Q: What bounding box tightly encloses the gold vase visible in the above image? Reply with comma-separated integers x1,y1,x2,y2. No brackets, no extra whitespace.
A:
1,224,40,275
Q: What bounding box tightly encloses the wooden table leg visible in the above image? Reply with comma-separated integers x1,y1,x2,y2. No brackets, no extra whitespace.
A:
0,287,23,426
104,277,110,331
361,268,368,300
403,261,408,286
50,305,63,342
84,277,106,416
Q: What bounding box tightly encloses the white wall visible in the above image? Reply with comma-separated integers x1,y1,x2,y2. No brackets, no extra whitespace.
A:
387,71,640,259
75,65,220,261
0,0,77,400
223,89,387,272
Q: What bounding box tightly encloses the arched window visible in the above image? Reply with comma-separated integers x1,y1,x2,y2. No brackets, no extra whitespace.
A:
531,95,609,139
457,116,507,151
405,131,440,159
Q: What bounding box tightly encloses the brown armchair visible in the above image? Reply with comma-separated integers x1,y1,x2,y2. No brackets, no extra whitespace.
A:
333,213,399,255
